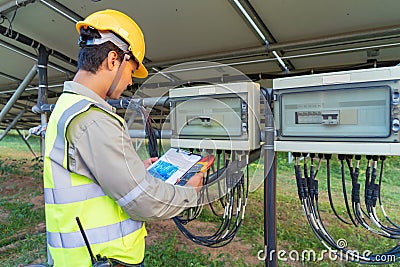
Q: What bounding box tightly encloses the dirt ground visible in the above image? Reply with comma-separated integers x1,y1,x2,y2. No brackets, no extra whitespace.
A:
146,219,260,266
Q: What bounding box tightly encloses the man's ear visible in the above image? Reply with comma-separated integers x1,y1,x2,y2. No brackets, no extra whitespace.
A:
107,51,119,71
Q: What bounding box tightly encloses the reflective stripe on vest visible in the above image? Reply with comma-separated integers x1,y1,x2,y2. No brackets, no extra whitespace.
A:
44,94,145,266
44,183,106,204
50,99,90,188
47,218,142,248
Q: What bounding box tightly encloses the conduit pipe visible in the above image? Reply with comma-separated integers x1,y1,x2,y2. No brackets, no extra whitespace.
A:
0,109,25,141
37,45,49,157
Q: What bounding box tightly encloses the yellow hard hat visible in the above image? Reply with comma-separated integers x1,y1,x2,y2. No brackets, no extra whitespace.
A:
76,9,148,78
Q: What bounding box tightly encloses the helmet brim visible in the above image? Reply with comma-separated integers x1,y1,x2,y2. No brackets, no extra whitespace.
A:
133,62,148,78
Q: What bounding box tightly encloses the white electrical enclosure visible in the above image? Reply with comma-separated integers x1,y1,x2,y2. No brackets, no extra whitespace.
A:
169,82,261,151
273,66,400,155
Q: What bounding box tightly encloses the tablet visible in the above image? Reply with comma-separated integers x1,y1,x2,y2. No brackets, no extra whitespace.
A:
147,148,202,184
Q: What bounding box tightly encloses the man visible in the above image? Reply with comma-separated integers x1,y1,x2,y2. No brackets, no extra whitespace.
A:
43,9,203,267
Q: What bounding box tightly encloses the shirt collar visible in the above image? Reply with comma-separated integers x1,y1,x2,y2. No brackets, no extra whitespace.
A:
63,81,115,112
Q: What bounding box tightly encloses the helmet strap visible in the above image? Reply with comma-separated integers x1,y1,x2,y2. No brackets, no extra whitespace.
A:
106,53,131,98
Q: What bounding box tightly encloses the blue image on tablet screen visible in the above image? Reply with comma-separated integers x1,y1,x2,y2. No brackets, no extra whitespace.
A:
148,160,179,181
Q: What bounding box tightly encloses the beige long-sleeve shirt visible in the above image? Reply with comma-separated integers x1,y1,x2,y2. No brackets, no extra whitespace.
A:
63,81,198,221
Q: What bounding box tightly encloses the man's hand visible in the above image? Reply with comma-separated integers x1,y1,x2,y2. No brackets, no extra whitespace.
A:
185,172,204,192
143,157,158,169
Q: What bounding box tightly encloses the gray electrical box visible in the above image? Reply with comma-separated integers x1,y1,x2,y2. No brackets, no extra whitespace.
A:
273,66,400,155
169,82,261,151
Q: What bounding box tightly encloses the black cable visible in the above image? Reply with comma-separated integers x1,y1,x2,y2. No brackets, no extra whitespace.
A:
207,157,224,217
302,152,309,184
377,156,400,230
0,7,18,37
308,153,319,208
172,151,249,248
325,154,350,225
348,155,394,238
339,154,358,227
365,156,400,235
216,150,226,209
293,153,400,264
313,153,324,178
346,155,369,227
8,8,18,35
138,106,158,158
294,154,360,261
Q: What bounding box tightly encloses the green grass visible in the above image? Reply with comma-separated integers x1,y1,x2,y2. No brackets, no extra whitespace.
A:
1,233,47,267
145,231,236,267
0,130,41,156
1,133,400,266
0,201,44,242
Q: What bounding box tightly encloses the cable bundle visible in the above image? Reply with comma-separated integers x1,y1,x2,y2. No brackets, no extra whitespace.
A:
173,150,250,248
140,106,158,158
126,101,159,158
129,100,257,248
292,152,400,264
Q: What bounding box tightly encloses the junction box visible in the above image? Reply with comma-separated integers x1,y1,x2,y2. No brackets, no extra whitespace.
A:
273,66,400,155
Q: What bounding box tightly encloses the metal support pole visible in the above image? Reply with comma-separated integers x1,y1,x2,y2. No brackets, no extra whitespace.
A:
15,128,37,158
39,0,83,23
0,109,25,141
141,96,170,107
37,44,52,266
33,96,171,114
0,64,37,122
106,96,170,109
129,129,172,139
37,45,49,159
264,88,277,267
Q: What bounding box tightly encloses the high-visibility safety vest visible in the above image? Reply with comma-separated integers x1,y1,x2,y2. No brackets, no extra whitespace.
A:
44,92,147,267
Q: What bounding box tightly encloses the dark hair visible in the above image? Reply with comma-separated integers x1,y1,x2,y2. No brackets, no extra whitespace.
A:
77,27,125,74
77,42,125,74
